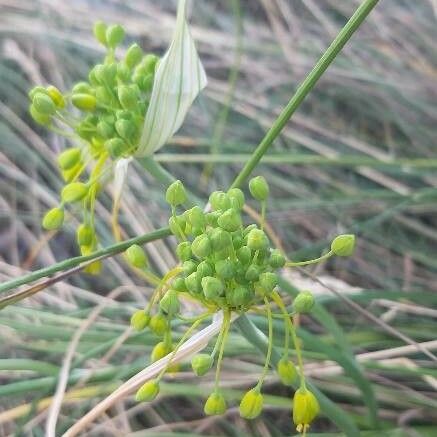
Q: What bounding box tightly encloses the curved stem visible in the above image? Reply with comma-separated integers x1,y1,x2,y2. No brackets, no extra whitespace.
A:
285,250,333,267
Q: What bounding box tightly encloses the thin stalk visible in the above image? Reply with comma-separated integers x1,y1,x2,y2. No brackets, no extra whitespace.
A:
285,250,333,267
255,297,273,390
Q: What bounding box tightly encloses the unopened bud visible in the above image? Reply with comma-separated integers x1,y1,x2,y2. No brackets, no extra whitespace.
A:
249,176,269,201
331,234,355,257
227,188,245,210
166,180,187,206
204,392,227,416
61,182,88,203
42,207,64,230
136,379,160,402
130,310,150,331
246,229,268,251
32,93,56,115
93,21,107,45
149,313,168,336
239,388,263,419
277,358,297,386
46,85,65,108
72,93,96,111
151,341,170,362
106,24,125,49
269,249,286,268
118,84,139,110
293,388,319,433
159,290,180,316
201,276,224,301
191,353,213,376
77,223,93,246
125,43,143,69
191,234,212,258
293,291,315,314
176,241,192,262
218,208,242,232
125,244,148,269
57,147,81,170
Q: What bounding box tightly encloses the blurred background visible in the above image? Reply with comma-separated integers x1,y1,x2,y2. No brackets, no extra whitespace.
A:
0,0,436,436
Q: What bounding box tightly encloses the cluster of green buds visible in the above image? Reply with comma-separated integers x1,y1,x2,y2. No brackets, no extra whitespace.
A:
128,176,356,432
31,22,159,262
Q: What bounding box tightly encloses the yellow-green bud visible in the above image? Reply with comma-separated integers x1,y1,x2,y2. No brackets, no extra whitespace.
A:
204,392,227,416
237,246,252,264
125,43,143,69
42,207,64,230
249,176,269,201
246,229,268,251
93,21,107,45
117,62,131,82
72,93,96,111
293,388,319,433
209,191,231,211
293,291,315,314
142,54,159,75
106,24,125,48
227,187,245,210
218,208,242,232
166,180,186,206
61,182,88,203
172,277,187,293
136,379,160,402
277,358,297,386
105,137,127,158
187,206,206,228
182,260,197,276
209,228,232,252
72,82,92,94
239,389,263,419
227,285,251,308
57,147,81,170
191,354,213,376
197,261,213,279
215,259,235,281
84,260,102,275
32,93,56,115
118,85,139,110
191,234,212,258
77,223,93,246
269,249,286,268
185,272,201,294
159,290,180,316
96,120,114,139
125,244,148,269
151,341,170,362
245,265,260,282
114,119,136,140
28,86,48,100
331,234,356,257
149,313,168,336
201,276,224,300
29,104,51,126
258,272,278,294
130,309,150,331
45,85,64,108
176,241,192,262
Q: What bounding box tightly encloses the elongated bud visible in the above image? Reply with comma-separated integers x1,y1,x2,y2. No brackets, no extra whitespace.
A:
57,147,81,170
117,62,131,82
191,353,213,376
29,104,51,125
239,389,264,419
246,229,268,251
72,93,97,111
201,276,224,301
218,208,242,232
42,207,64,230
166,180,186,206
46,85,65,108
125,43,143,68
277,358,297,386
149,313,168,336
151,341,170,362
93,21,107,45
125,244,148,268
293,388,319,433
159,290,180,316
130,310,150,331
227,187,245,210
191,234,212,258
136,379,160,402
293,291,315,314
32,93,56,115
106,24,125,49
61,182,88,203
204,392,227,416
249,176,269,201
331,234,356,257
118,85,139,110
77,223,93,246
269,249,286,268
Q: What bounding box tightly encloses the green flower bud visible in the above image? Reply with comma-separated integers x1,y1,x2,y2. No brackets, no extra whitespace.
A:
246,229,268,251
331,234,356,257
187,206,206,229
215,259,235,281
258,272,278,294
204,392,227,416
249,175,269,201
142,54,159,75
218,208,242,232
293,388,319,433
209,191,231,211
125,244,148,269
196,260,213,279
245,264,260,282
201,276,224,300
159,290,180,316
77,223,93,246
94,86,111,105
116,62,131,82
227,188,245,210
46,85,65,108
232,234,243,250
72,93,97,111
239,389,263,419
191,234,212,258
130,310,150,331
42,207,64,230
136,379,160,402
269,249,286,268
191,353,213,376
151,341,170,362
237,246,252,265
206,211,221,227
165,180,186,206
93,21,107,45
293,291,315,314
29,104,51,125
71,82,92,94
125,43,143,68
32,93,56,115
105,137,128,159
106,24,125,49
149,313,168,336
57,147,81,170
182,260,197,276
96,120,114,139
227,285,251,307
28,86,48,100
277,358,297,386
118,84,139,110
61,182,88,203
172,277,187,292
115,119,136,140
185,272,201,294
176,241,192,262
209,228,232,252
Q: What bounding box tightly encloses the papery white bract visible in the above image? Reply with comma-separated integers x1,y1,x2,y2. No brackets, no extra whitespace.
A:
113,157,133,207
135,0,207,156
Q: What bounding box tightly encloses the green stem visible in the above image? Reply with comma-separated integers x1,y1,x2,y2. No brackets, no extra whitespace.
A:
0,227,171,295
214,309,231,392
255,297,273,390
230,0,380,189
285,250,333,267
